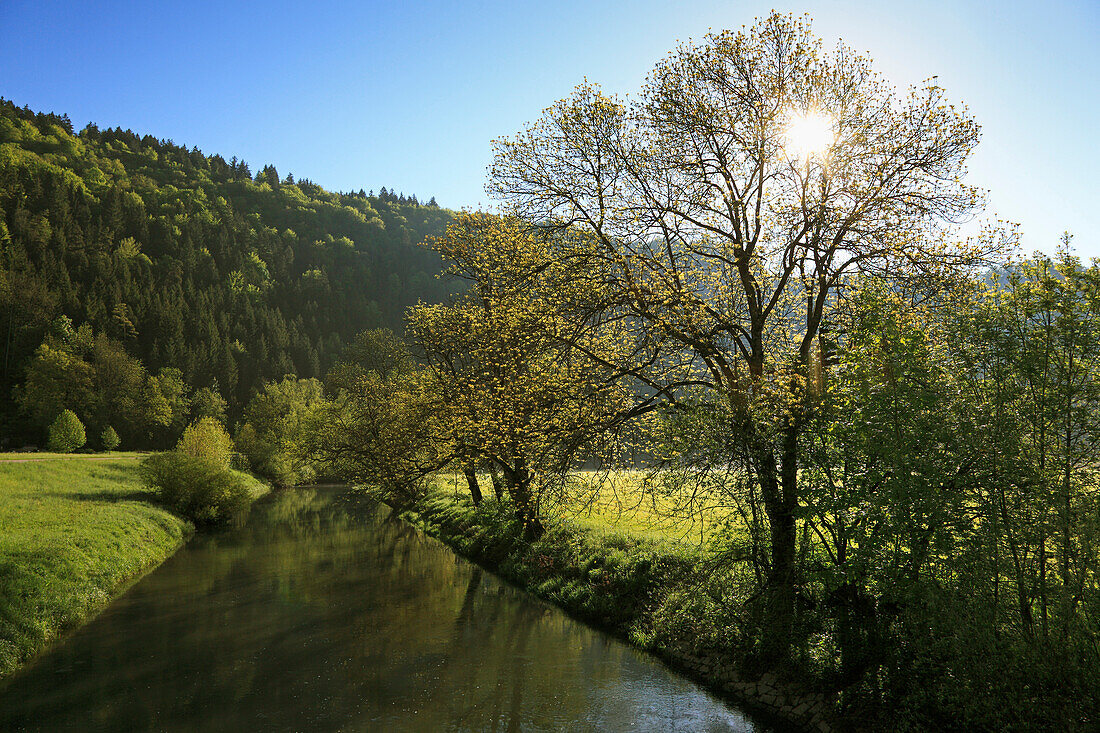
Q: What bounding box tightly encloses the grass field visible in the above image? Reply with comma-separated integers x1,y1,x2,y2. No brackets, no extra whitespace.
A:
0,453,262,679
0,451,146,461
431,469,745,547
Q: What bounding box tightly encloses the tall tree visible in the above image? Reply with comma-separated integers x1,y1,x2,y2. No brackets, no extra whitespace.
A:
489,12,1002,663
409,213,637,535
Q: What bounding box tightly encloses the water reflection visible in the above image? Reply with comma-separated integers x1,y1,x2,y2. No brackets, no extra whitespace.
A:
0,487,762,732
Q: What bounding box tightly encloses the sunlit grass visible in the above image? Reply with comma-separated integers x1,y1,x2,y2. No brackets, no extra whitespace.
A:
0,455,191,678
431,469,748,547
0,451,146,461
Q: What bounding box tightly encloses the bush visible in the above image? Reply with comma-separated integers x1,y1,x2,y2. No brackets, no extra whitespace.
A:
101,425,120,451
234,422,296,486
235,376,326,486
47,410,86,453
140,451,253,525
176,417,234,468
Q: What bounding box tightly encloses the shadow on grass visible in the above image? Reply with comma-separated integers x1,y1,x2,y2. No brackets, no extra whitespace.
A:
88,462,144,480
40,489,160,504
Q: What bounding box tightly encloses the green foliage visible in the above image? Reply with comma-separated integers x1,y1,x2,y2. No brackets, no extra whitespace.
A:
147,367,192,439
14,340,94,429
324,327,414,393
647,572,754,658
302,369,443,500
46,409,85,452
235,376,326,486
100,425,120,451
190,385,227,423
140,451,255,525
0,97,455,445
407,213,637,530
175,417,234,469
13,322,191,448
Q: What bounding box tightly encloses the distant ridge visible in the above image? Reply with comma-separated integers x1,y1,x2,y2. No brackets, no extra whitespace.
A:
0,98,455,445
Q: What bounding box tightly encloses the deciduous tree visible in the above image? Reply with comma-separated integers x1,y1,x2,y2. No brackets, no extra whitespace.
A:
490,11,1003,662
410,213,639,535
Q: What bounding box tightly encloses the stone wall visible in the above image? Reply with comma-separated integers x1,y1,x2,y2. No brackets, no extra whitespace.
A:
661,645,835,732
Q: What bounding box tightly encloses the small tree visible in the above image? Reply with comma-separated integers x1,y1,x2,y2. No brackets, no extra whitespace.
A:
190,385,228,423
236,377,326,486
300,368,446,504
101,425,120,451
144,417,250,524
176,417,234,469
47,409,86,453
141,452,252,525
410,213,640,536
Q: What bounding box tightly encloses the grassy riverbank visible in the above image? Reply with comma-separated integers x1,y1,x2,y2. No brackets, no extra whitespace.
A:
400,479,833,732
0,454,266,679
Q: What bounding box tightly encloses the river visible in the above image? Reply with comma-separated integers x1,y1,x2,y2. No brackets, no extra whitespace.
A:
0,486,766,731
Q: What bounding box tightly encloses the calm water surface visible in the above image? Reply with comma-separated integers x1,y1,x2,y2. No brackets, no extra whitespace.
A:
0,487,766,732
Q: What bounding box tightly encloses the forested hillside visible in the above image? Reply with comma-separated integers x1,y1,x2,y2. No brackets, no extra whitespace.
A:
0,98,454,447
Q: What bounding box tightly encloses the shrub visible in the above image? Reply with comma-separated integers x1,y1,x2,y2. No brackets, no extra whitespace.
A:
140,451,252,525
101,425,120,451
234,421,296,486
47,410,85,453
176,417,234,469
235,376,326,486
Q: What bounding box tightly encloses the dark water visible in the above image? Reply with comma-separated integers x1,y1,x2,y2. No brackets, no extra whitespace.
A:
0,487,764,732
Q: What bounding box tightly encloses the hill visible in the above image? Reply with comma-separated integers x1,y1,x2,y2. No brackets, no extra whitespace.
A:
0,99,454,447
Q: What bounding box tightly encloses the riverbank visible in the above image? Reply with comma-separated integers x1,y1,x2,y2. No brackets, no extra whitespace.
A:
0,454,266,679
398,485,835,733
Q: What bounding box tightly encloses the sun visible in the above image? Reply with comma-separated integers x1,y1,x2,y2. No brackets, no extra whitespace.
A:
784,111,835,160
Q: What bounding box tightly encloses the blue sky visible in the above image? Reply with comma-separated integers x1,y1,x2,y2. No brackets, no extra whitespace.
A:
2,0,1097,256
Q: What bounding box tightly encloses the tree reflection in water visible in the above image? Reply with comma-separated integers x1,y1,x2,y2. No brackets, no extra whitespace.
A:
0,487,762,732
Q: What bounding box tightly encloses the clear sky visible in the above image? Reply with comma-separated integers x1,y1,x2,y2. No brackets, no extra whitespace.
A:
1,0,1097,256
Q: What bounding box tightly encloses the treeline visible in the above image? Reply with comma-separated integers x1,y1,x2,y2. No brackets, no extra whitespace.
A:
0,98,454,447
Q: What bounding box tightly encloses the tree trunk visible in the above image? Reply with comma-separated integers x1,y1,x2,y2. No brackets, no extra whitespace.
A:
755,433,797,668
1061,392,1074,642
503,458,543,540
834,582,875,687
464,466,483,506
1039,525,1049,639
998,487,1034,638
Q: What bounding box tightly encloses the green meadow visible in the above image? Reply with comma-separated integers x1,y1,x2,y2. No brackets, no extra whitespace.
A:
0,454,262,678
432,469,740,546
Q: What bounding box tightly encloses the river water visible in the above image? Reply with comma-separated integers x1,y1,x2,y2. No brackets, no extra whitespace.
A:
0,487,765,732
